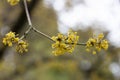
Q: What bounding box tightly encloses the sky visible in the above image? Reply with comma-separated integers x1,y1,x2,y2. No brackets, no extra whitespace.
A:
44,0,120,47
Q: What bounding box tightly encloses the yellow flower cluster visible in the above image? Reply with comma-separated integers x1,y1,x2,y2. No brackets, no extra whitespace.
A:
51,30,79,56
86,33,109,54
3,31,28,54
16,40,28,53
3,31,19,46
7,0,20,6
7,0,31,6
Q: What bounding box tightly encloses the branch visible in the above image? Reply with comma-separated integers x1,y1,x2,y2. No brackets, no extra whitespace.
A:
22,0,53,41
23,0,86,46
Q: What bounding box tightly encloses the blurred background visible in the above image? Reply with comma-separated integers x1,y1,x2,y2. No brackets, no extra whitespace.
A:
0,0,120,80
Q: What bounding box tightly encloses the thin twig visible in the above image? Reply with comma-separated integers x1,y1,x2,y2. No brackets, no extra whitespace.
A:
20,0,33,39
77,43,86,45
24,0,32,26
32,27,54,41
20,25,32,40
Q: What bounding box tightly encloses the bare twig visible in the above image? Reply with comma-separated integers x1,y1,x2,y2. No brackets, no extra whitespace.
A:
32,27,54,41
20,0,33,40
77,43,86,45
24,0,32,26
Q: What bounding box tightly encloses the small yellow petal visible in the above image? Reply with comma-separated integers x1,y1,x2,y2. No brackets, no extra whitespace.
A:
92,51,96,55
7,0,20,6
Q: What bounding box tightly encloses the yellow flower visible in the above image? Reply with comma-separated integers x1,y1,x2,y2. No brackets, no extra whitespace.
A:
86,48,90,52
3,31,19,46
52,33,65,42
86,38,97,47
16,40,28,53
51,30,79,56
3,31,29,54
7,0,20,6
101,40,108,50
92,51,96,55
86,33,109,54
98,33,104,40
67,31,79,44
